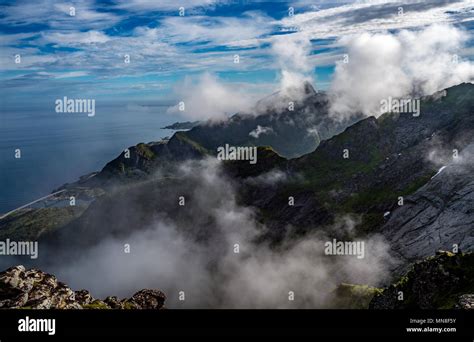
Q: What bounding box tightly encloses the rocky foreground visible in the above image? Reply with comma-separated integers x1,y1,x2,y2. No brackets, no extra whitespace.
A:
0,265,166,309
370,251,474,309
332,251,474,309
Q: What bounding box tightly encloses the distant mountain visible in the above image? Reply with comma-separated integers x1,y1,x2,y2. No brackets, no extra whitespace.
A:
161,121,200,130
72,82,358,185
178,82,359,159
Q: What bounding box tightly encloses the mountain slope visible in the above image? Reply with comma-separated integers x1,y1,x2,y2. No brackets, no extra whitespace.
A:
247,83,474,240
379,142,474,266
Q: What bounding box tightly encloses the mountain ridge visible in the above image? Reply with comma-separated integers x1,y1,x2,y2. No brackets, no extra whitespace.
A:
0,82,473,309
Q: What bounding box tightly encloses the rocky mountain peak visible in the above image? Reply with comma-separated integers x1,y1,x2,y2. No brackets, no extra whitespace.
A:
302,81,317,96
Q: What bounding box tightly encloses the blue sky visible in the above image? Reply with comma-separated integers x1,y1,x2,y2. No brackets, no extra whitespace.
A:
0,0,473,112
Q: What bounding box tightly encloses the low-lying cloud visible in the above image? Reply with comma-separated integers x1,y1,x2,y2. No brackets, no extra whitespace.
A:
19,158,396,308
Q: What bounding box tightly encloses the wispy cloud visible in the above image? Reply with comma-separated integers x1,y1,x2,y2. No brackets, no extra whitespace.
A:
0,0,121,29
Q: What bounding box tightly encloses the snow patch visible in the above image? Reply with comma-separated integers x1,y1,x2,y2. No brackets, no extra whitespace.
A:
431,166,447,179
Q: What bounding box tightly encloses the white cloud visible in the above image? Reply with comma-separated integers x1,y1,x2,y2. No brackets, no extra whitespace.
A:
0,32,37,46
0,0,120,29
113,0,219,12
50,71,89,79
1,0,473,103
160,12,275,47
249,125,274,138
271,35,315,98
281,0,473,39
244,169,287,186
42,31,111,45
0,46,58,70
166,72,257,120
273,36,311,74
329,24,474,119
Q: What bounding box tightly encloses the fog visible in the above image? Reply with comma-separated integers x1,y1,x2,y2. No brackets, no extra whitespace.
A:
22,158,396,308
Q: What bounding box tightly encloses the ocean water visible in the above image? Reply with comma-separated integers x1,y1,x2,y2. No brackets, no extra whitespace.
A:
0,105,174,213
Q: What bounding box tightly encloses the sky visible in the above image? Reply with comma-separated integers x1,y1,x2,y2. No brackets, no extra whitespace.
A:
0,0,473,114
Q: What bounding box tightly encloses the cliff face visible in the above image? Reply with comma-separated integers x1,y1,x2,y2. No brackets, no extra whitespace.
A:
380,142,474,266
0,266,166,309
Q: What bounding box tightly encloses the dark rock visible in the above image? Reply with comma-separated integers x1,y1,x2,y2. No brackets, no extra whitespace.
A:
369,251,474,309
455,294,474,309
380,142,474,268
75,289,94,306
124,289,166,310
103,296,121,309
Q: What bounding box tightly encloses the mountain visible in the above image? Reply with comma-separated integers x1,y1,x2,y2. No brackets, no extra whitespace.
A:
223,83,472,247
3,83,474,245
4,83,474,243
0,82,473,308
66,82,358,187
161,121,201,130
177,82,359,159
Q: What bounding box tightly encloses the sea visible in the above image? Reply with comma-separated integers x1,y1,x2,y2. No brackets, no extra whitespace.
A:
0,105,174,213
